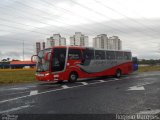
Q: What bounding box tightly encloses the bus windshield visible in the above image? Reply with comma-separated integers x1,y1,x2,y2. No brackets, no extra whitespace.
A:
36,48,51,72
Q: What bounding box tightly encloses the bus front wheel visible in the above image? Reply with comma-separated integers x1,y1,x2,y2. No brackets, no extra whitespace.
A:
68,72,78,83
115,69,121,78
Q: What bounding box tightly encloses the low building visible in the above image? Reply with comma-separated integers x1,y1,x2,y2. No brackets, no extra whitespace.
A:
10,61,36,69
0,62,10,69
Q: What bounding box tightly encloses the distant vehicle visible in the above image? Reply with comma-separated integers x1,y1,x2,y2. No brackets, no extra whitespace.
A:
31,46,137,82
132,57,138,71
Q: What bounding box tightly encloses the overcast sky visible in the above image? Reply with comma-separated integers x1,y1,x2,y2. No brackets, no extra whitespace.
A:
0,0,160,60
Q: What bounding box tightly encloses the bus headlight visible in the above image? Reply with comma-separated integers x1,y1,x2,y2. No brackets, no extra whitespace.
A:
45,73,50,76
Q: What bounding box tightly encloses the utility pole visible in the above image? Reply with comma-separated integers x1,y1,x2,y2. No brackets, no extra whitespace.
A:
23,40,24,61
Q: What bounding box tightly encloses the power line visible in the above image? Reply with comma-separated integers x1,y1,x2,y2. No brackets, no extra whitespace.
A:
95,0,159,34
1,0,159,38
108,0,160,29
70,0,159,38
0,0,159,44
0,0,155,39
32,0,160,43
0,0,125,38
41,0,127,34
0,17,54,32
0,23,50,36
38,0,113,33
0,6,73,33
16,0,102,29
11,0,99,34
0,5,91,34
4,0,130,35
0,31,159,47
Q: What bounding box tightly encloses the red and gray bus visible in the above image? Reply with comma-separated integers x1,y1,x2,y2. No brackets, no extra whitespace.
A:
32,46,137,82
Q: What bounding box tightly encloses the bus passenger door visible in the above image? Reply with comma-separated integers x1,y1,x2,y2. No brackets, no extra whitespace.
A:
51,48,67,72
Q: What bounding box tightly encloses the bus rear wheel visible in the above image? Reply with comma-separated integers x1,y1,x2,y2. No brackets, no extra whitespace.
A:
115,69,121,78
68,72,78,83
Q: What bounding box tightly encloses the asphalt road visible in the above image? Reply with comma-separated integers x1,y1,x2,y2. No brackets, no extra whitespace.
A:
0,71,160,120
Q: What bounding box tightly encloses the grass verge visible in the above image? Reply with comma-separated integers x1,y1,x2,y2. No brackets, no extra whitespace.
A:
0,66,159,84
138,65,160,73
0,69,36,84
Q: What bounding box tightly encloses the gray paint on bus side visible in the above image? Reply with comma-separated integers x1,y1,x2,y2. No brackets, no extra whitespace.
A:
78,59,131,73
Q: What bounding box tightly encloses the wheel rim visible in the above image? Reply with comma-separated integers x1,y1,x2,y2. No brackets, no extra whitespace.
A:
117,72,120,77
116,70,121,77
71,74,76,80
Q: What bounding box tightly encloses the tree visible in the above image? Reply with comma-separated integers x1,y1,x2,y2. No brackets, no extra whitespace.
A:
7,58,10,61
1,59,7,62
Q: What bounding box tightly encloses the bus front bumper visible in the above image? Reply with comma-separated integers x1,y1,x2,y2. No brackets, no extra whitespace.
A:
36,73,54,81
35,73,61,82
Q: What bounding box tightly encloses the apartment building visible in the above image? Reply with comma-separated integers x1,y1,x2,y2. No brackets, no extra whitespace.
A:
70,32,88,46
93,34,122,50
47,34,66,47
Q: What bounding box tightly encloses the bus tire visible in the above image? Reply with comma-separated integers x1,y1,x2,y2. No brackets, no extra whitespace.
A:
68,72,78,83
115,69,121,78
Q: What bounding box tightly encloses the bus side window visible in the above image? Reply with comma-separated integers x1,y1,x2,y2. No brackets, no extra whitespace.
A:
95,50,105,60
106,51,115,60
128,52,131,60
116,51,124,60
68,49,82,60
124,52,131,60
106,51,110,60
83,49,94,60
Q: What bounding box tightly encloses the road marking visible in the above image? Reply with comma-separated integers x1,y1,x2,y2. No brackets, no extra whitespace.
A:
99,80,105,82
113,78,119,80
0,87,28,91
30,90,38,96
135,76,140,78
128,86,145,91
0,105,30,114
80,82,88,85
62,85,70,89
0,79,121,104
0,91,29,97
139,82,153,86
10,87,28,90
138,109,160,114
0,85,38,91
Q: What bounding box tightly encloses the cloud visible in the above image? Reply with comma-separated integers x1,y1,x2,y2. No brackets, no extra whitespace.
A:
0,0,160,60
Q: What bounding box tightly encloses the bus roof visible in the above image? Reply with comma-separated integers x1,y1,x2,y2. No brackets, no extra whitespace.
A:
44,46,131,52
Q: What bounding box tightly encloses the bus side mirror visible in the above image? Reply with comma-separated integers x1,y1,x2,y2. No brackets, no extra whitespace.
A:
31,55,37,63
44,52,51,61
